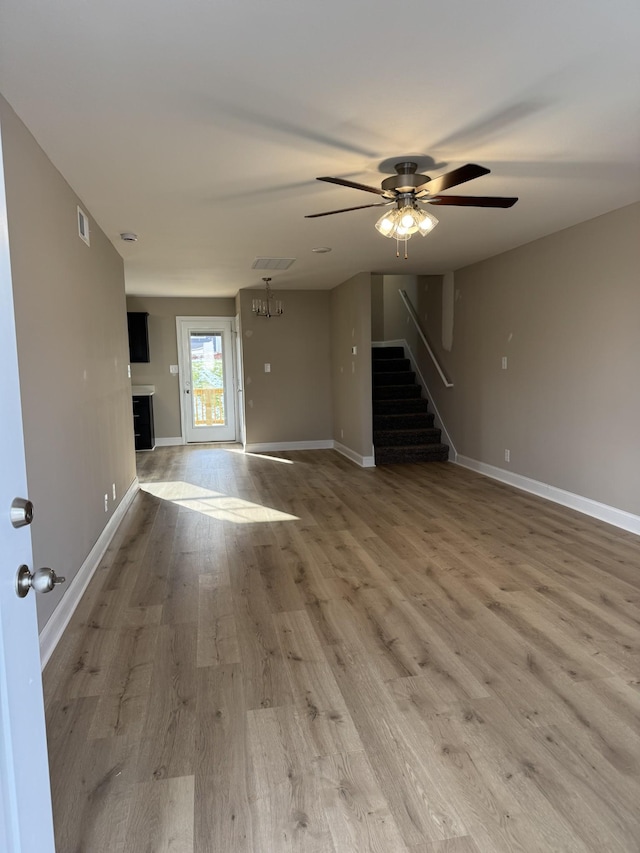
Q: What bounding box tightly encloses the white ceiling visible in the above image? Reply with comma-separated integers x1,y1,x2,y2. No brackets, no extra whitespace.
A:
1,0,639,297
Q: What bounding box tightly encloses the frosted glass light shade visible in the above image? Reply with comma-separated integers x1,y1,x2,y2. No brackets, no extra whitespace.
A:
375,211,397,237
417,208,439,236
375,205,438,240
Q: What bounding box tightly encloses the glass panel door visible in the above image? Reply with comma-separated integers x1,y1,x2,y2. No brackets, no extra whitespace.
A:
178,317,237,443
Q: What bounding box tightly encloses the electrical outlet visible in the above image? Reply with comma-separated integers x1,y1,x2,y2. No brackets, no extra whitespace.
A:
504,449,510,463
502,356,508,370
264,363,271,373
104,493,109,512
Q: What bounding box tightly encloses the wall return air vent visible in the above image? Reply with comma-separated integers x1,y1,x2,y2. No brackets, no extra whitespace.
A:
251,257,296,271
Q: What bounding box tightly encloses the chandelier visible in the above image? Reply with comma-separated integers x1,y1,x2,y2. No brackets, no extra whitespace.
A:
252,277,283,318
375,202,439,259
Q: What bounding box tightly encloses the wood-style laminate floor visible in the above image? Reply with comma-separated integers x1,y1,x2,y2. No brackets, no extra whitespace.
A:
43,446,640,852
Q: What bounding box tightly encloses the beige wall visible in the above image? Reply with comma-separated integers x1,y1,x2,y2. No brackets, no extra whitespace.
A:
238,289,332,445
419,202,640,516
380,274,419,352
331,273,373,459
370,273,384,341
126,296,236,439
1,95,136,631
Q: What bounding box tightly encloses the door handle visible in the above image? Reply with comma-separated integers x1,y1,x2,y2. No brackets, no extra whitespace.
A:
15,565,66,598
10,497,34,528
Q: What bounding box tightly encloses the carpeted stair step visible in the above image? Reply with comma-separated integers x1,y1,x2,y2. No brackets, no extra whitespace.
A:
374,427,442,447
372,346,405,360
372,357,411,373
371,344,449,465
373,411,435,430
373,371,416,386
373,397,429,415
375,443,449,464
373,384,422,400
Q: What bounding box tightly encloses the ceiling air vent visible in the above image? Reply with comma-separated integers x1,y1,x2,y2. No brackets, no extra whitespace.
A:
251,257,296,271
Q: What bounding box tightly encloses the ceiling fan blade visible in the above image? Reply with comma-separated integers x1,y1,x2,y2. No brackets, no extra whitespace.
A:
305,202,391,218
419,163,490,194
429,195,518,208
316,176,385,196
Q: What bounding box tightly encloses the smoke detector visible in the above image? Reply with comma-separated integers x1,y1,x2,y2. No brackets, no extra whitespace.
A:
120,232,138,242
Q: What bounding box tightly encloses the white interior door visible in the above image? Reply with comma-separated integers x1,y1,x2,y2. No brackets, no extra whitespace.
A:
0,124,55,852
177,317,237,443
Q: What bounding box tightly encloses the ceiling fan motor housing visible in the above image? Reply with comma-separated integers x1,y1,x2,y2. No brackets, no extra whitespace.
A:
381,162,431,197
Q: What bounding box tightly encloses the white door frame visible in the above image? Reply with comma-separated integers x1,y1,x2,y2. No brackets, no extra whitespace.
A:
0,119,56,852
234,313,246,448
176,316,238,443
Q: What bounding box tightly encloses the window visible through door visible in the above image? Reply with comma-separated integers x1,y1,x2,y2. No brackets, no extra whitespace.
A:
190,332,225,426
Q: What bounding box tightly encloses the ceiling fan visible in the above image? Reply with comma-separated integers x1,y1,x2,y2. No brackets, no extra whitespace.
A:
305,161,518,257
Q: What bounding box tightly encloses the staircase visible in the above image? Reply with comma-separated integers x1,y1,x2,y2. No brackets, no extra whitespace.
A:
372,346,449,464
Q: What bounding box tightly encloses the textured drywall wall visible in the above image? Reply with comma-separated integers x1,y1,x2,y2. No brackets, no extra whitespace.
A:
238,289,332,445
126,296,236,439
1,94,136,631
331,272,373,459
422,202,640,515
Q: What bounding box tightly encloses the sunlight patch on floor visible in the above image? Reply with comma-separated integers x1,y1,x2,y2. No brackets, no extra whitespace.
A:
224,448,294,464
141,481,299,523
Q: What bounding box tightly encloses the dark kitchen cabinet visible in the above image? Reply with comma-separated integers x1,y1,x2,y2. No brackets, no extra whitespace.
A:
132,394,155,451
127,312,150,363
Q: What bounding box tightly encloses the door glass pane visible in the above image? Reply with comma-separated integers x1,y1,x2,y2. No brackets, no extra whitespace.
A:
190,332,225,426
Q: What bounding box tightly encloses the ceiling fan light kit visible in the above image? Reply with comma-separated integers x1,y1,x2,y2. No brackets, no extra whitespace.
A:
375,204,439,258
306,160,518,259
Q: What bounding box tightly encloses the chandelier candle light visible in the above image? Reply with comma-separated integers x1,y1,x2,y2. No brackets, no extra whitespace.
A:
252,277,283,318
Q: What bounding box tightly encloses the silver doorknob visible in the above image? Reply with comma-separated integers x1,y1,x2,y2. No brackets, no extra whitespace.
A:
15,565,66,598
10,497,34,528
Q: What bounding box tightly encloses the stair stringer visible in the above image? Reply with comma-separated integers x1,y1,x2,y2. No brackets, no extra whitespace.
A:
371,339,457,461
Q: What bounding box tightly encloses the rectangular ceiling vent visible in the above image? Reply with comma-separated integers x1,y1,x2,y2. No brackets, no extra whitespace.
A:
252,257,296,271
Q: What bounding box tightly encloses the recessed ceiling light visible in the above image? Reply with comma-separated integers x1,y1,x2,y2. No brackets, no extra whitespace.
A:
312,247,332,253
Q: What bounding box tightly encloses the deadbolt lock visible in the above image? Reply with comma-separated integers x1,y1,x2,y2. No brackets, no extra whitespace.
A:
16,565,66,598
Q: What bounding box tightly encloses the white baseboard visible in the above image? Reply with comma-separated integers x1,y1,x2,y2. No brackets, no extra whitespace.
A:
244,440,375,469
373,338,458,462
155,436,184,446
245,440,334,453
39,478,139,669
333,442,376,468
455,455,640,536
